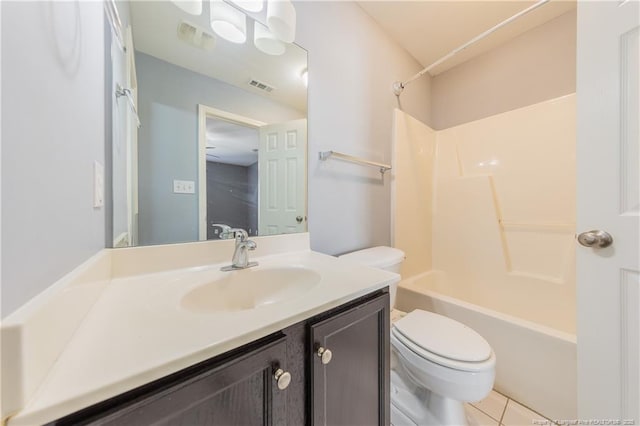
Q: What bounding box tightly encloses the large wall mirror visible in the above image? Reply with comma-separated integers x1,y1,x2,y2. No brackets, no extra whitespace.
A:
109,0,308,248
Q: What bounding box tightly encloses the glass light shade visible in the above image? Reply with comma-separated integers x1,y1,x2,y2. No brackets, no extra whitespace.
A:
266,0,296,43
171,0,203,15
254,22,285,56
229,0,263,12
210,0,247,44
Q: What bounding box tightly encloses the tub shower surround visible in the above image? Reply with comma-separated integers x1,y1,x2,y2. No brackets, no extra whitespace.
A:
392,94,577,419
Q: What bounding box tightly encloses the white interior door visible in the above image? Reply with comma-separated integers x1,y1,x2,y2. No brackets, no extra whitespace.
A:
258,119,307,235
125,26,139,246
576,0,639,422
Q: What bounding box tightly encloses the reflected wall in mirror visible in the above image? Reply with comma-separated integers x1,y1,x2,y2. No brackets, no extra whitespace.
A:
110,0,308,248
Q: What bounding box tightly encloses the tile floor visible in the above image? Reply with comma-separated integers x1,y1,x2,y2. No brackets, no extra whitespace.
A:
465,390,555,426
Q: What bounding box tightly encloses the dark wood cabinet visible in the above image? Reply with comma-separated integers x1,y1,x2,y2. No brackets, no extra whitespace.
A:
49,290,389,426
310,295,390,426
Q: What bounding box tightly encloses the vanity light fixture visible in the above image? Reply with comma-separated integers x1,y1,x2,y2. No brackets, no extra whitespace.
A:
229,0,263,13
254,21,285,56
266,0,296,43
300,68,308,87
210,0,247,44
170,0,203,15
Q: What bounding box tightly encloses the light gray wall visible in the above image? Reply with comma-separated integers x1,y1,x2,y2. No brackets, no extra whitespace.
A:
431,10,576,130
135,52,303,246
296,1,431,256
1,1,105,318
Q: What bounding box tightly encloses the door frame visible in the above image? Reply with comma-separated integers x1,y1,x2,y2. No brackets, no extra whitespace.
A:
197,105,265,240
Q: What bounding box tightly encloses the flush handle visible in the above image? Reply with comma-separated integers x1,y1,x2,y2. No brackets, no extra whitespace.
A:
577,230,613,248
317,347,333,365
274,368,291,390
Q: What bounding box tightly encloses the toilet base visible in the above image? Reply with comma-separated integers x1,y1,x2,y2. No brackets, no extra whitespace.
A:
391,369,469,426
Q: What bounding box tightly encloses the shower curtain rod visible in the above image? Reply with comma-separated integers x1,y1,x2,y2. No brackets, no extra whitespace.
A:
392,0,550,96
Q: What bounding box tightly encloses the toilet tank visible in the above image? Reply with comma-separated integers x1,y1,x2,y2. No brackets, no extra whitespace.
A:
338,246,405,307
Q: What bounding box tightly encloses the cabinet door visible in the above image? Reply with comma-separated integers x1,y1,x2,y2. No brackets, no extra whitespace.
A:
79,338,290,426
310,293,390,426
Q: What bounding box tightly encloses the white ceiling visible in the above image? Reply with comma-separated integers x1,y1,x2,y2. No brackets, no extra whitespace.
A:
206,117,259,167
357,0,576,76
129,1,308,112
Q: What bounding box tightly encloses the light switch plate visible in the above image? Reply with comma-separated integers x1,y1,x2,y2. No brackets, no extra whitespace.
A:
94,161,104,208
173,179,195,194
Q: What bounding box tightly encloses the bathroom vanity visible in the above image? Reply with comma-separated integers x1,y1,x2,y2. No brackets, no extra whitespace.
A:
2,235,398,426
46,291,389,426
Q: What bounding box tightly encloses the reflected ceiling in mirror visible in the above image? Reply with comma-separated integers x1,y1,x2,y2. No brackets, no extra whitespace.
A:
129,1,307,112
110,0,308,248
206,117,259,166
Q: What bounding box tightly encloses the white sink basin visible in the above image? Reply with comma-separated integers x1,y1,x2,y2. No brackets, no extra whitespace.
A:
181,267,321,313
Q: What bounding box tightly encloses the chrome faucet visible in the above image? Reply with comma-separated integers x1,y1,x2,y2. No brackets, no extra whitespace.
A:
221,229,258,271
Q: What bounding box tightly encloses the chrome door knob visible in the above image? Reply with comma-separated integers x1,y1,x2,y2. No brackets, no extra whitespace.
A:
273,368,291,390
296,216,303,224
317,347,332,365
577,230,613,248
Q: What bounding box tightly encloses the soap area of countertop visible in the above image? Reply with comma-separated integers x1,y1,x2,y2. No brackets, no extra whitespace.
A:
1,233,399,426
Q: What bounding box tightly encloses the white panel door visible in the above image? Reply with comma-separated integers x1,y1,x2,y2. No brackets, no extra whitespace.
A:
258,119,307,235
576,1,639,422
125,26,139,246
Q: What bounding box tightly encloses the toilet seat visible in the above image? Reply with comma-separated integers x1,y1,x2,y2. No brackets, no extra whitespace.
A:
392,310,495,372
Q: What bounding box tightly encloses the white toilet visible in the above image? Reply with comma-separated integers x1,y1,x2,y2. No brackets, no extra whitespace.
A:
339,246,496,426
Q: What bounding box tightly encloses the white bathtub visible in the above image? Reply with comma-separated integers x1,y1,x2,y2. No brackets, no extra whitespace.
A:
396,271,577,421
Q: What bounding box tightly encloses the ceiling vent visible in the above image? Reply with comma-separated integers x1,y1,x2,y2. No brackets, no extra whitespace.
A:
248,79,275,93
177,21,215,51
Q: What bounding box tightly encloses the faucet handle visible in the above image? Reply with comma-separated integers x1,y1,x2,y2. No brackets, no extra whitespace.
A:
229,228,248,242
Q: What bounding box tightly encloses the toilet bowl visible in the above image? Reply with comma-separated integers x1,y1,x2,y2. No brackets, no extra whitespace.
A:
339,247,496,426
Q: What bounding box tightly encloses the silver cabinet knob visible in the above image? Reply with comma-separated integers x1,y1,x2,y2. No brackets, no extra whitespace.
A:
317,347,332,365
577,230,613,248
274,368,291,390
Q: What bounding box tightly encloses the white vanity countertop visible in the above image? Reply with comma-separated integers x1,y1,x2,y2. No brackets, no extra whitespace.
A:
7,249,398,425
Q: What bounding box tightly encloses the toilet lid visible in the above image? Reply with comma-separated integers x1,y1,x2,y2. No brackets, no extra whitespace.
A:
393,310,492,362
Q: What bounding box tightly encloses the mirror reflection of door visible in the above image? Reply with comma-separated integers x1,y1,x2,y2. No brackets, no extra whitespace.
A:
197,106,307,240
200,108,264,240
258,118,307,235
112,26,139,248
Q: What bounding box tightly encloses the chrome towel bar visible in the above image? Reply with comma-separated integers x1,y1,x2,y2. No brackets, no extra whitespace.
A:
318,151,392,175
